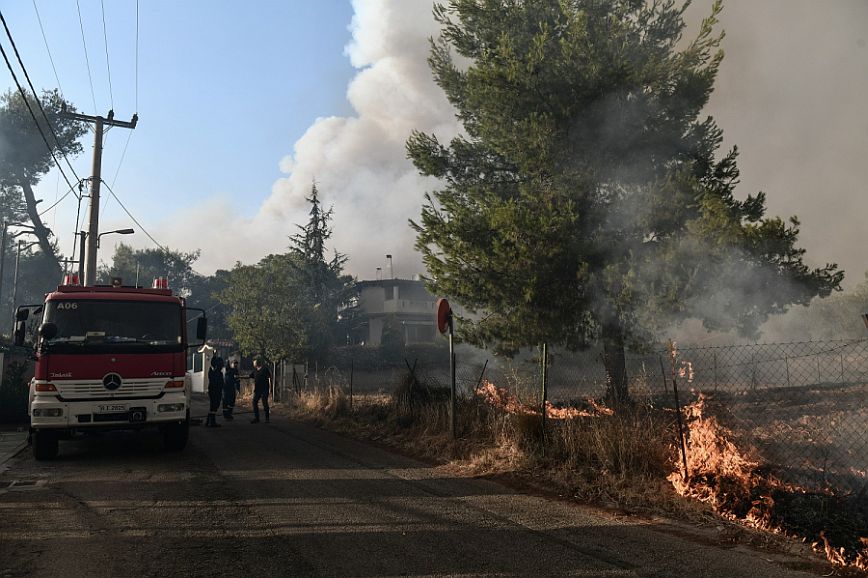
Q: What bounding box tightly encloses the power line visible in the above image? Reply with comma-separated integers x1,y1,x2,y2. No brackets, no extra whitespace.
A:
0,35,80,200
69,182,84,260
110,130,134,187
75,0,97,113
38,178,82,216
0,9,83,196
101,128,135,215
135,0,139,111
99,0,113,110
31,0,62,95
101,180,165,252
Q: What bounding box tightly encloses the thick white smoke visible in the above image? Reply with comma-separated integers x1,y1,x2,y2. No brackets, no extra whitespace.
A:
262,0,459,280
139,0,456,278
141,0,866,294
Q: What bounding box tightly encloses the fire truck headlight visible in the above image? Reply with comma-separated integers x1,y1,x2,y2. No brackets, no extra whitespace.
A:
33,408,63,417
157,403,184,413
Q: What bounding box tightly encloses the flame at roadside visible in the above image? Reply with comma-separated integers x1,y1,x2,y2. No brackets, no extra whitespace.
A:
671,395,868,571
474,380,614,419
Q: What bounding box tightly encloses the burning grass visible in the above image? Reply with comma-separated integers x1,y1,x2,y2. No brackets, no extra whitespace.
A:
672,395,868,572
285,369,866,573
288,372,685,511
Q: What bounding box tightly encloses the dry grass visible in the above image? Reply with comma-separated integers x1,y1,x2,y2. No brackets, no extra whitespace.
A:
286,374,695,517
277,363,868,574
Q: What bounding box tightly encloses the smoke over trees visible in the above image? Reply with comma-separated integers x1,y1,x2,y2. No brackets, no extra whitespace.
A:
407,0,842,402
219,185,355,363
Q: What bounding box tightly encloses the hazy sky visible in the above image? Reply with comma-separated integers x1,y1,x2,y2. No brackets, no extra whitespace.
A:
3,1,867,286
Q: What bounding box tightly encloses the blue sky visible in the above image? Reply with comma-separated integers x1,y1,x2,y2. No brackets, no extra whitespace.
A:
2,0,356,258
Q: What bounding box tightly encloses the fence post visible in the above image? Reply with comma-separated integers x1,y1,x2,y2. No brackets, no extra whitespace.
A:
817,357,821,384
663,345,689,482
840,353,845,384
658,355,668,394
474,360,489,392
349,357,354,412
541,343,548,441
449,319,456,439
785,356,791,387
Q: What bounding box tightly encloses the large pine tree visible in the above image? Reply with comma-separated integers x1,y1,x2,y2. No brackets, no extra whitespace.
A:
407,0,842,402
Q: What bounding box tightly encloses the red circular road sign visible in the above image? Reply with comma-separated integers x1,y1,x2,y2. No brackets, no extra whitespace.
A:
436,298,452,334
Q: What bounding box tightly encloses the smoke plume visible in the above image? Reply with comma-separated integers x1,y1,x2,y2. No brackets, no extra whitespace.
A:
143,0,866,297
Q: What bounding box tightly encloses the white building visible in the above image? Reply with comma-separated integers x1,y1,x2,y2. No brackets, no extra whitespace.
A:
351,279,438,346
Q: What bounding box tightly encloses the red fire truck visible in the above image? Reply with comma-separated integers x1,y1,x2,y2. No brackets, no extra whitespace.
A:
13,276,207,460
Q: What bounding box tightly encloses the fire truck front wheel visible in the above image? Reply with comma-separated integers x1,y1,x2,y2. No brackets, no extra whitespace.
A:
32,430,59,461
162,420,189,452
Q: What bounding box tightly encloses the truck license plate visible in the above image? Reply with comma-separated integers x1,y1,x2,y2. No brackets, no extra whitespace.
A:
98,404,126,412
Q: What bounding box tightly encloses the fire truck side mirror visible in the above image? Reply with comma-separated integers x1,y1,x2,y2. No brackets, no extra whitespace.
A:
13,321,26,347
39,322,58,341
15,308,29,322
196,317,207,341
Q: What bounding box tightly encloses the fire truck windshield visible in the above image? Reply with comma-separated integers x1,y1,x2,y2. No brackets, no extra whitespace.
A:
42,300,183,353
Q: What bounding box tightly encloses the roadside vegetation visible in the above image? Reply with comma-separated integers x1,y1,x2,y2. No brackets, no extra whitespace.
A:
284,372,867,575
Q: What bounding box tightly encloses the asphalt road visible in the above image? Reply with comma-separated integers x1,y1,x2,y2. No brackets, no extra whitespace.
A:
0,397,826,578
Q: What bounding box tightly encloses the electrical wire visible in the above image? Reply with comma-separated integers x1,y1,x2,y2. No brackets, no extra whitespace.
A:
135,0,139,112
51,169,59,231
100,180,166,252
99,0,113,110
110,130,134,188
0,39,80,200
75,0,98,113
31,0,63,95
38,179,82,216
0,9,83,196
69,183,85,260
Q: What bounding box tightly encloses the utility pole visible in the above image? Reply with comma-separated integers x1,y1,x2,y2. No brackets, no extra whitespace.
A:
0,221,7,317
60,109,137,286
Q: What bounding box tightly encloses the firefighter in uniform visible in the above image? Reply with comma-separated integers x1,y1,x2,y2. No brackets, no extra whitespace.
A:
206,355,224,427
249,358,272,424
222,359,240,420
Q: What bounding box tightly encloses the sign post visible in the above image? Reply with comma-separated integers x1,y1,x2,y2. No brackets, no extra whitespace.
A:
437,298,456,438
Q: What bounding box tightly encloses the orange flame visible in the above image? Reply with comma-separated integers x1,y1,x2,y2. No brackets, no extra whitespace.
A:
672,395,867,571
474,380,613,419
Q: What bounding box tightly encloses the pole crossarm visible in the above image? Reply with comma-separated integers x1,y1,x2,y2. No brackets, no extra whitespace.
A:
60,110,138,130
58,109,137,286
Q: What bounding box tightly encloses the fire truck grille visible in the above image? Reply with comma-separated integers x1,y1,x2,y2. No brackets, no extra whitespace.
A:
56,380,165,399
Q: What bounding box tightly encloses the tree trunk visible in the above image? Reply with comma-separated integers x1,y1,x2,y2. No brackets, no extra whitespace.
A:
20,181,62,278
602,323,630,405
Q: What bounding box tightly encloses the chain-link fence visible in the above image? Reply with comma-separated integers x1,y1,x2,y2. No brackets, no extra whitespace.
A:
670,340,868,495
283,339,867,496
496,340,868,495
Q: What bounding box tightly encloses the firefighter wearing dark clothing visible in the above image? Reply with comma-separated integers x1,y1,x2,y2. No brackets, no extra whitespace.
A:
249,358,271,424
206,355,224,427
223,360,240,420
